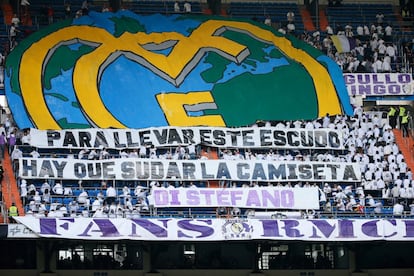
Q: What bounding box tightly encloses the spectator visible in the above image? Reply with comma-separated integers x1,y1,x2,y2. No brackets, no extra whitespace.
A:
108,201,117,218
20,0,30,16
139,144,147,158
381,55,392,72
0,132,7,159
134,184,147,202
149,145,157,159
52,182,64,195
393,201,404,216
119,149,128,158
20,179,28,205
356,25,363,40
264,15,272,26
26,182,36,198
91,197,101,212
121,185,130,197
0,52,4,88
33,191,41,205
384,24,392,42
9,23,20,49
373,201,383,215
388,106,398,128
63,185,73,196
21,129,31,145
11,146,22,172
64,2,71,19
68,200,78,215
402,6,411,20
128,149,139,158
286,10,295,23
47,5,54,24
401,111,410,137
77,189,89,206
102,3,109,12
8,202,18,223
75,9,82,18
385,43,397,63
183,1,191,13
287,22,295,35
99,147,110,159
174,1,180,12
40,180,50,195
7,129,16,154
30,147,40,158
106,185,117,205
81,0,89,15
42,188,51,203
325,25,333,35
399,106,406,128
78,148,89,159
216,206,228,218
57,204,68,217
410,202,414,216
230,206,241,217
344,24,353,37
11,14,20,27
88,148,98,160
376,12,384,25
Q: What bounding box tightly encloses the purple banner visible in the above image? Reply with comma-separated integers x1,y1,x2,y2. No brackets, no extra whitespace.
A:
345,73,413,96
151,187,319,210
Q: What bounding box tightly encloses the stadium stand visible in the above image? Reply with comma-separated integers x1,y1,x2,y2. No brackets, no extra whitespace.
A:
0,0,414,275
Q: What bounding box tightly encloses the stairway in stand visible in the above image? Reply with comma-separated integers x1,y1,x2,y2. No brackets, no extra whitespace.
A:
318,7,329,31
0,150,24,223
393,129,414,172
300,6,316,32
200,147,220,188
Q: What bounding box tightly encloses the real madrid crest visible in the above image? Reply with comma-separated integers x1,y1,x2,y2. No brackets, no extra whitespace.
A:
222,219,253,240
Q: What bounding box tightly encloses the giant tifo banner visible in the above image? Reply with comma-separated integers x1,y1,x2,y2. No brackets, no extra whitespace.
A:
18,158,361,182
13,217,414,241
344,73,414,96
29,127,344,149
5,11,352,130
151,187,319,209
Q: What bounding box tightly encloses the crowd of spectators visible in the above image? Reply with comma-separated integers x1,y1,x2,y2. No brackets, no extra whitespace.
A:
5,106,411,220
288,20,400,74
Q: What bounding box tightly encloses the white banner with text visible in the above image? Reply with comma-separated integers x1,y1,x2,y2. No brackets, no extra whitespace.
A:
28,127,344,149
18,158,361,182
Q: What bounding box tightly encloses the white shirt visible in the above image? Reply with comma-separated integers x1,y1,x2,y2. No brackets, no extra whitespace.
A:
106,186,117,197
91,199,101,211
393,203,404,215
11,148,23,160
385,25,392,36
78,191,89,204
20,180,27,197
174,2,180,12
10,25,18,37
184,2,191,12
11,16,20,27
52,183,63,195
